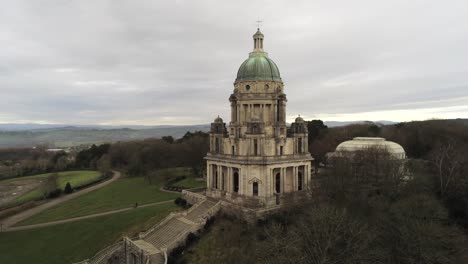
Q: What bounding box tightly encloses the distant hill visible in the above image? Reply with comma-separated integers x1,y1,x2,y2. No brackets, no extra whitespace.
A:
0,125,210,148
323,120,396,127
454,118,468,125
1,119,465,148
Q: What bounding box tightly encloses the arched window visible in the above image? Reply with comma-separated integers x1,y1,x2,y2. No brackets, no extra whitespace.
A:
130,253,137,264
221,172,225,191
276,100,281,122
275,173,281,193
253,182,258,196
232,146,235,155
233,172,239,193
215,138,220,153
254,139,258,156
298,138,303,153
298,172,303,191
280,146,283,155
245,85,250,91
214,170,218,189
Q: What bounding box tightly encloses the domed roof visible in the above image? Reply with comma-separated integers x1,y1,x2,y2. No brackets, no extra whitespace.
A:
336,137,406,159
295,115,305,123
236,52,281,82
235,29,282,82
214,116,223,123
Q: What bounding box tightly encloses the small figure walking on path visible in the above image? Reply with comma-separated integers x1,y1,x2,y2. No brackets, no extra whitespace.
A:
134,202,138,208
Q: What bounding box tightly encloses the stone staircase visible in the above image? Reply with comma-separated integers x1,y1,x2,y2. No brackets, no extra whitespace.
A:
144,218,193,248
75,196,221,264
185,199,217,222
149,253,165,264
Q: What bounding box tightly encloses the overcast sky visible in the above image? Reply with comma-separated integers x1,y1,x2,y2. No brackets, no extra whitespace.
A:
1,0,467,125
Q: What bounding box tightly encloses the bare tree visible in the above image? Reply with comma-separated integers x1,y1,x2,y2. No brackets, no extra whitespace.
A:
430,140,466,198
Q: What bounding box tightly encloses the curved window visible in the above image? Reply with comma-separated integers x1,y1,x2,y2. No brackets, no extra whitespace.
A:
298,172,303,191
253,182,258,196
215,138,220,153
221,172,225,190
275,173,281,193
254,139,258,155
214,170,218,189
233,172,239,193
245,85,250,91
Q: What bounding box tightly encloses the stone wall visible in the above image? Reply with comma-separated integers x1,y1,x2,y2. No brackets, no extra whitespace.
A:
181,188,206,205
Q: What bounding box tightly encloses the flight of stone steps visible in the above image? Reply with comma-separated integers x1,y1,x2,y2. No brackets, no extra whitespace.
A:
185,199,217,222
141,199,220,263
76,198,220,264
144,217,193,248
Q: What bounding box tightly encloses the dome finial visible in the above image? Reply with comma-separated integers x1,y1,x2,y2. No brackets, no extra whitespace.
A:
256,19,263,30
253,20,264,52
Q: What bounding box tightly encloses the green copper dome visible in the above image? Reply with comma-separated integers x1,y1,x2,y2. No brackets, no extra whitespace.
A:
235,29,282,82
236,52,282,82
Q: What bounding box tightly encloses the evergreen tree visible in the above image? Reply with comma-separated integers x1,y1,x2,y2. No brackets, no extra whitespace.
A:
64,182,73,194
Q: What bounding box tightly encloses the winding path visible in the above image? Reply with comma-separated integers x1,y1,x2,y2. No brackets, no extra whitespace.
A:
4,200,173,232
1,170,121,231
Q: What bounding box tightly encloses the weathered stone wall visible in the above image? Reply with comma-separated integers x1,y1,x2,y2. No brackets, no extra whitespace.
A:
181,189,206,205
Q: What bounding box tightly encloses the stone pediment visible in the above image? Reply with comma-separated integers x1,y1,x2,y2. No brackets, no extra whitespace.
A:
248,177,262,184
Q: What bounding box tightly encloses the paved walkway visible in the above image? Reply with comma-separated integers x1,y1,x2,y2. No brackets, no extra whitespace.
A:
4,200,173,232
1,170,121,231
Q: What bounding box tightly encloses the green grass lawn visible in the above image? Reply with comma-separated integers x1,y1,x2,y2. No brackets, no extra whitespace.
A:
157,167,206,188
5,171,102,207
172,177,206,188
16,176,179,226
0,202,178,264
6,170,101,188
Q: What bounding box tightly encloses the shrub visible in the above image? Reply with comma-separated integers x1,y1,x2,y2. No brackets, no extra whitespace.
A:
46,189,62,199
64,182,73,194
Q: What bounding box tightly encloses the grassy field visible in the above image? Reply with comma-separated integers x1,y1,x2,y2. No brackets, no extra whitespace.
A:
0,202,179,264
172,176,205,188
3,171,102,207
16,176,179,226
6,170,102,187
158,167,206,188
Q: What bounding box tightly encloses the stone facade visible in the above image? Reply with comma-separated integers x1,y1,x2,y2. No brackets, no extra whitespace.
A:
205,29,313,209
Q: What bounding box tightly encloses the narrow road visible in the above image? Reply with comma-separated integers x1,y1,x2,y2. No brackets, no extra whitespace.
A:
1,170,121,231
4,200,174,232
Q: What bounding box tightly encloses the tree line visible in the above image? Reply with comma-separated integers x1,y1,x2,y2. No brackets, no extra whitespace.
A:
74,131,209,177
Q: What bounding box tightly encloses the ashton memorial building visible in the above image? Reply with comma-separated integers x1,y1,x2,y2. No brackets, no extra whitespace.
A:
205,28,313,209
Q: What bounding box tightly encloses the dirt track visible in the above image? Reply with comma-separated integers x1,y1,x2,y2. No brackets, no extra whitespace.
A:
0,171,121,231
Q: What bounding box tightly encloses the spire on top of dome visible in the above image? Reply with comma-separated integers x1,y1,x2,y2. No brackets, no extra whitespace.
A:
253,27,264,52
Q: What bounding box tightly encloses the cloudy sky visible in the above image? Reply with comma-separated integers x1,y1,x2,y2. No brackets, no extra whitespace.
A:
1,0,467,125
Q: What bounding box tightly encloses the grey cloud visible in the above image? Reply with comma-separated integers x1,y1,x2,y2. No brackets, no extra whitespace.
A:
0,0,467,125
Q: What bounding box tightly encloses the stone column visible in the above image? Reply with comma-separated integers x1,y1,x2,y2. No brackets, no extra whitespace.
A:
207,163,211,188
293,167,297,191
219,165,223,190
231,102,236,122
281,167,285,193
226,167,230,192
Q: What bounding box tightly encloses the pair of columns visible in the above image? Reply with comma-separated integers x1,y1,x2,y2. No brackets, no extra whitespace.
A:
271,165,310,195
209,164,239,194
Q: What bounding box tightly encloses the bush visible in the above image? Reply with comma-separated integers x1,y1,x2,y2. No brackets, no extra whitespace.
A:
46,189,62,199
175,197,190,209
64,182,73,194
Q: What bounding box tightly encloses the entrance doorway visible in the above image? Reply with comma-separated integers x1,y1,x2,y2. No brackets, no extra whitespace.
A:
233,172,239,193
